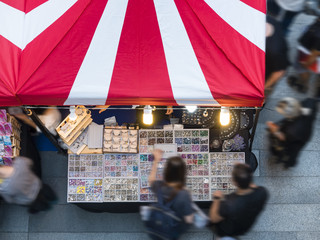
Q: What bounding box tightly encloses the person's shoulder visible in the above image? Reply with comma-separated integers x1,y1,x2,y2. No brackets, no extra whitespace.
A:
175,189,191,201
253,186,269,200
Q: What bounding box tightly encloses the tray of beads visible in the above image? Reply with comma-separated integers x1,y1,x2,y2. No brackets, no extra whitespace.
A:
104,154,139,177
210,152,245,176
175,129,209,153
210,152,245,194
186,177,210,201
211,177,237,194
139,130,174,153
180,153,209,176
103,178,139,202
139,154,166,188
68,154,103,178
140,187,157,202
67,178,103,202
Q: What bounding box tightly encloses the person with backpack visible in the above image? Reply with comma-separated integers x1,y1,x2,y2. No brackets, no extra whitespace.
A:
143,149,194,240
209,164,268,239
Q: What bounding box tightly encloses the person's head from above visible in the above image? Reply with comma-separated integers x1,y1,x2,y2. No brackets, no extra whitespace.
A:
164,156,186,190
232,163,253,190
276,97,302,119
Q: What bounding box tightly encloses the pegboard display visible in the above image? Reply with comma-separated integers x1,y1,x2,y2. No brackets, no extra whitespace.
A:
210,152,245,194
68,179,103,202
139,130,174,153
104,154,139,177
180,153,210,176
175,129,209,153
103,178,139,202
68,154,104,178
186,177,210,201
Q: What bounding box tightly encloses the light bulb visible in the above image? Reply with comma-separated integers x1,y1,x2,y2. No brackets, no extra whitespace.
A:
220,107,230,126
185,105,197,113
69,106,78,121
143,105,153,125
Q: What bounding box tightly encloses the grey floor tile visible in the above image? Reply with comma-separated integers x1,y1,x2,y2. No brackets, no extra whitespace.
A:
242,231,297,240
254,177,320,204
252,204,320,232
0,233,28,240
259,150,320,177
40,151,68,178
29,233,150,240
182,232,213,240
296,232,320,240
0,204,29,232
42,178,67,205
29,205,145,233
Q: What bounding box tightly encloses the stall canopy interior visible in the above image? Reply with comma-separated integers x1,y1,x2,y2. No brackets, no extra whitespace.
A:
0,0,265,107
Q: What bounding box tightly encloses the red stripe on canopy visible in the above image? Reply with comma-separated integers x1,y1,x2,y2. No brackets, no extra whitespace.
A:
0,0,48,13
106,0,176,106
16,0,107,105
187,0,265,105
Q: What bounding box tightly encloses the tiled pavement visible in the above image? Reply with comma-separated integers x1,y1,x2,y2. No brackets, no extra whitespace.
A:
0,14,319,240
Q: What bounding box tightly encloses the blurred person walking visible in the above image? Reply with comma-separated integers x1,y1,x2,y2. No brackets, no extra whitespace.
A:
0,156,57,214
265,16,290,97
267,0,306,35
267,97,317,168
142,149,194,240
209,164,268,240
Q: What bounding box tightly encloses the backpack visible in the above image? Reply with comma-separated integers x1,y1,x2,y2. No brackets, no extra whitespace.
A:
141,188,185,240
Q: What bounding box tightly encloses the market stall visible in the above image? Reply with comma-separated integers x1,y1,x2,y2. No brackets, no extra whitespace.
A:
0,0,266,210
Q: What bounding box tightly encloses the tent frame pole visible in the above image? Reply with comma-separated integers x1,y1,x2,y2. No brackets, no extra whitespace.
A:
23,108,67,155
249,107,261,152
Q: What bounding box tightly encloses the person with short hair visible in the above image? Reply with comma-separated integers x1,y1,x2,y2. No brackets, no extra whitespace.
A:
209,164,268,239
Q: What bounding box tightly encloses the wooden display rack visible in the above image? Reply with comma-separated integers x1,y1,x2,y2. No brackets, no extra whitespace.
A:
56,106,92,146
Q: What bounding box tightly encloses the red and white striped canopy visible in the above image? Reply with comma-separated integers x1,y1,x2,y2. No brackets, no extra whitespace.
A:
0,0,266,107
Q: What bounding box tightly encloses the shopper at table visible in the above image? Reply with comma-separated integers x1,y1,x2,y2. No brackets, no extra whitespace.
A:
147,149,194,239
267,97,317,168
209,163,268,239
0,156,57,214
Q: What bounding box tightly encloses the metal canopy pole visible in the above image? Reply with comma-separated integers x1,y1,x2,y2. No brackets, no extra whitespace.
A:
249,107,261,152
23,108,67,155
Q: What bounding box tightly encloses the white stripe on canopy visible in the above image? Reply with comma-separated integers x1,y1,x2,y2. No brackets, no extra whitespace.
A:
64,0,129,105
153,0,218,105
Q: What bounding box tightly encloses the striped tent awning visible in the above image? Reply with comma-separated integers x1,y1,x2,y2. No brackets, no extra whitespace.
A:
0,0,266,107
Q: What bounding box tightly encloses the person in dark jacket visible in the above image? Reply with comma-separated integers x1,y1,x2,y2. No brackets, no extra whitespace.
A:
209,164,268,239
267,97,317,168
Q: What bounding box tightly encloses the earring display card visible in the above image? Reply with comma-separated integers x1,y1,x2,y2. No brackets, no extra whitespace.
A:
68,154,103,178
175,129,209,153
186,177,210,201
104,154,139,177
140,187,156,202
139,154,165,188
139,130,174,153
103,129,138,153
103,178,139,202
68,178,103,202
210,152,245,194
180,153,209,176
